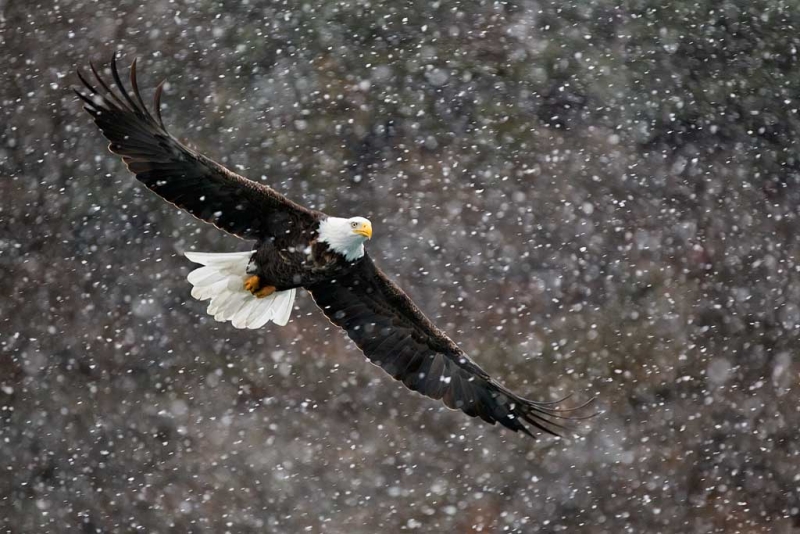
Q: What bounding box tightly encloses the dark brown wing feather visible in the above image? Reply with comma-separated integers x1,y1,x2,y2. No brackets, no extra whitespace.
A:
75,55,320,239
307,254,575,438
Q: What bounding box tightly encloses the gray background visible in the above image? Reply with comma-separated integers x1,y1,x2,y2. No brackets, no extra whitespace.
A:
2,0,799,532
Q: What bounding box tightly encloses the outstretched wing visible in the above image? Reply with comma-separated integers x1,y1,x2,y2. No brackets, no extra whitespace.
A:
308,254,582,438
75,55,320,240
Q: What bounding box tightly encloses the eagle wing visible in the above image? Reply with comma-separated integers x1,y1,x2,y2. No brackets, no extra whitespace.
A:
308,254,579,438
75,55,320,240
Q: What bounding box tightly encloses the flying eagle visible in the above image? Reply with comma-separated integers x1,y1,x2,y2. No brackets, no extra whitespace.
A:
75,56,589,439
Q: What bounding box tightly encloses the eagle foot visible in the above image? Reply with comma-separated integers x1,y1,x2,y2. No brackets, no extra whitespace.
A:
255,285,276,298
244,275,276,298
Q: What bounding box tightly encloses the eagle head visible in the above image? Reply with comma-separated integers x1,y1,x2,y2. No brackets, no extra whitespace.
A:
318,216,372,261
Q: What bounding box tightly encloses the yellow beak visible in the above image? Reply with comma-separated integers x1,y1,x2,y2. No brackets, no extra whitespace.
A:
354,222,372,239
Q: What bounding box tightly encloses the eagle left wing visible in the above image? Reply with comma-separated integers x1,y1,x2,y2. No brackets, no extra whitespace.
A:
308,254,582,438
75,55,320,240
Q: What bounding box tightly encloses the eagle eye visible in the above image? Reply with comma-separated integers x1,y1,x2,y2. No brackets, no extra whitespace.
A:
351,221,358,228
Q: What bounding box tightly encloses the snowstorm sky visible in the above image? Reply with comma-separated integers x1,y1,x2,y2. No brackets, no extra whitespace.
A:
2,0,800,532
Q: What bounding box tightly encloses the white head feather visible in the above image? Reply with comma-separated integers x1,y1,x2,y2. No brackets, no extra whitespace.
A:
318,216,373,261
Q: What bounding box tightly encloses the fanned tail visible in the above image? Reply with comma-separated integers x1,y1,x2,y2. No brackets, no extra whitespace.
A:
184,251,296,328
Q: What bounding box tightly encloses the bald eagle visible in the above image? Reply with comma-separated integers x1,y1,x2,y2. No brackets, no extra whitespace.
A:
75,56,589,439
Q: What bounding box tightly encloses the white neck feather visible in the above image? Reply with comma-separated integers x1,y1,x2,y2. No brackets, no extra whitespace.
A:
318,217,365,261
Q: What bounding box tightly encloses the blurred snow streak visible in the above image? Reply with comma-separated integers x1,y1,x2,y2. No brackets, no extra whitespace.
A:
2,0,799,532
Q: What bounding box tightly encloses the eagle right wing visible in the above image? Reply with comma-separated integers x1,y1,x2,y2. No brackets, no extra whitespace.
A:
308,254,586,438
75,55,320,240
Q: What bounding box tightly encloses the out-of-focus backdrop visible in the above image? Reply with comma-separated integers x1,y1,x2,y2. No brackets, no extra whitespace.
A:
2,0,799,532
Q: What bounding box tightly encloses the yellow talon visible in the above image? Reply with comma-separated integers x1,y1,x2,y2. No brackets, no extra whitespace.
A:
244,275,276,298
255,285,276,298
244,275,261,293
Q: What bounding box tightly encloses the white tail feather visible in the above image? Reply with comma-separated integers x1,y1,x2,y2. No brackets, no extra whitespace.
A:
184,251,296,329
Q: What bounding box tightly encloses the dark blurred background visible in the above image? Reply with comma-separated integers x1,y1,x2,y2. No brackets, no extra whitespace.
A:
2,0,799,532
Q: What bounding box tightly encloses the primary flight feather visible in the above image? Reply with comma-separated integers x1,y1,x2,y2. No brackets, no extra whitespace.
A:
75,55,589,439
